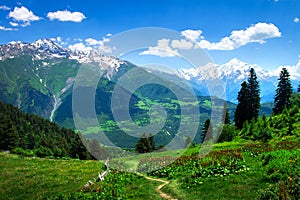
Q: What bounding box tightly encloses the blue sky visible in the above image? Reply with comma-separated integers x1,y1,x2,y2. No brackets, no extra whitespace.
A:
0,0,300,71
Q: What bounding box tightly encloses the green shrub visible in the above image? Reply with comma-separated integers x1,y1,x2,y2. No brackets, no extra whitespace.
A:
260,149,300,199
218,124,236,143
258,184,279,200
11,147,35,157
35,146,53,157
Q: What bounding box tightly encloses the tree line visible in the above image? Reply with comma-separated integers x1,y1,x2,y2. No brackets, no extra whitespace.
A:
1,67,299,156
135,67,300,151
204,67,300,143
0,101,92,159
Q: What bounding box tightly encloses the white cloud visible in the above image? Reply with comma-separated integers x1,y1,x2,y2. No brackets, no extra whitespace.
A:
66,35,114,53
106,33,112,37
181,30,203,42
74,38,83,42
20,21,31,27
294,17,299,23
272,64,300,80
8,6,40,26
68,43,92,52
56,36,62,43
196,37,235,50
140,39,179,57
171,39,193,50
55,36,68,45
9,22,18,27
0,26,17,31
196,22,281,50
102,37,110,43
0,5,10,10
85,37,114,53
98,44,115,53
85,38,101,46
53,36,69,45
140,22,281,54
196,40,212,49
231,22,281,45
47,10,86,22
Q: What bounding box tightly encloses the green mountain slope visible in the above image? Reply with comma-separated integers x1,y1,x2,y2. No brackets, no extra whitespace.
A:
0,40,274,149
0,100,90,159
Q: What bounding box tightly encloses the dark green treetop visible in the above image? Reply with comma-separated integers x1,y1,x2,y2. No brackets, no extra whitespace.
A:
273,68,293,115
234,81,250,129
247,68,261,120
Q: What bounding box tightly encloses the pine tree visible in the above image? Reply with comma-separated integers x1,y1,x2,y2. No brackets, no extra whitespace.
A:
247,68,261,120
201,119,212,143
70,132,91,160
234,81,250,129
148,133,155,152
273,68,293,115
0,114,19,150
254,116,272,142
135,133,150,153
222,106,231,125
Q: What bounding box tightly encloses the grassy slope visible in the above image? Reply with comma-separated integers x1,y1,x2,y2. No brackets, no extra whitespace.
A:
1,138,298,200
160,139,299,200
0,153,163,200
0,153,99,200
162,152,267,199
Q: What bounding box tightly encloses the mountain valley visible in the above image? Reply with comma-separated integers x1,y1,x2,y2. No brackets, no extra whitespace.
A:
0,39,294,147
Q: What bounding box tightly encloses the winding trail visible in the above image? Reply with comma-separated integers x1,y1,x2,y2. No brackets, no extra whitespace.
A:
138,173,177,200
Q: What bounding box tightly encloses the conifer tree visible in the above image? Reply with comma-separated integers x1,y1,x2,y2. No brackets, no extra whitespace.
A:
0,114,18,150
247,68,261,120
234,81,250,129
273,68,293,114
234,68,260,129
135,133,150,153
148,133,155,152
254,115,272,142
201,119,212,143
223,107,231,125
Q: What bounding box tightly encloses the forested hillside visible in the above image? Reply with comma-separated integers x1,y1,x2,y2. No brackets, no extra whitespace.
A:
0,101,91,159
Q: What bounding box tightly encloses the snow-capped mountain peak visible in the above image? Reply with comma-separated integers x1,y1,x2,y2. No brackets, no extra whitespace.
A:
0,39,125,80
221,58,250,73
226,57,247,66
32,39,70,58
0,39,123,64
177,58,299,102
178,58,272,82
33,39,62,50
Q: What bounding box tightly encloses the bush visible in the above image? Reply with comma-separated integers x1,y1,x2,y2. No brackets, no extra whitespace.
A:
218,124,236,143
35,146,53,157
258,184,279,200
259,149,300,199
12,147,35,157
53,147,67,158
